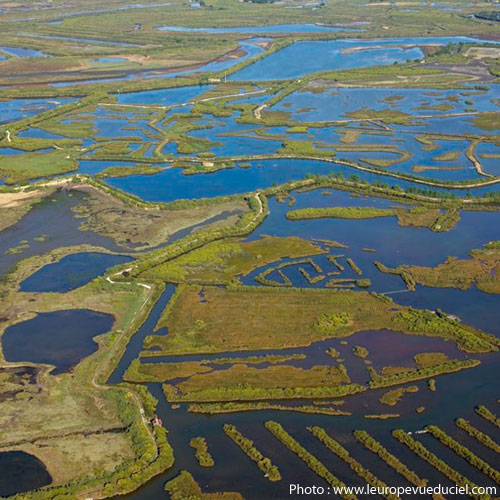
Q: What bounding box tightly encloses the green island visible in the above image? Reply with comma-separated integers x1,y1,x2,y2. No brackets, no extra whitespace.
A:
376,241,500,294
165,470,243,499
189,437,215,467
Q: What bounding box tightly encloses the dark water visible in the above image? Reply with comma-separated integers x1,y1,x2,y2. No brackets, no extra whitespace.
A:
2,309,114,374
19,252,132,293
0,190,126,278
0,451,51,496
111,186,500,499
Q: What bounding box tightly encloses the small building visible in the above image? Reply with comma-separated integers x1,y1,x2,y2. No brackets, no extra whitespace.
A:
151,416,163,426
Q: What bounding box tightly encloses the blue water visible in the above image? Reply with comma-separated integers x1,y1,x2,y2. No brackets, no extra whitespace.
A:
2,309,114,374
94,57,128,63
20,252,132,293
105,157,500,202
476,142,500,176
0,46,47,57
0,190,126,278
273,86,499,122
0,147,25,155
106,159,350,201
230,37,498,81
108,285,175,384
157,23,360,34
0,97,75,124
18,127,65,140
115,85,210,106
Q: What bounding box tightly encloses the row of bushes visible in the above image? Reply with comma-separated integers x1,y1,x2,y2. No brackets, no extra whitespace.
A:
223,424,281,481
353,430,427,487
476,405,500,429
392,429,490,500
369,359,480,389
309,426,400,500
163,382,366,403
131,193,268,278
456,418,500,453
393,308,498,353
265,421,356,500
188,401,350,416
426,425,500,485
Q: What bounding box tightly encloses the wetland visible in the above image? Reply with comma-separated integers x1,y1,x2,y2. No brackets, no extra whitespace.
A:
0,5,499,499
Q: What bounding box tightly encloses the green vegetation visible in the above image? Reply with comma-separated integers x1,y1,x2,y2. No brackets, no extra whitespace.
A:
381,242,500,295
426,425,500,484
265,421,356,500
188,402,350,416
223,424,281,481
165,471,242,500
353,345,369,358
393,429,490,500
162,363,362,403
308,426,400,500
190,437,215,467
353,430,427,487
0,150,77,184
124,359,213,382
96,165,164,178
369,359,480,389
287,206,396,220
346,257,362,276
139,235,324,284
145,285,497,356
455,418,500,454
476,405,500,429
379,386,419,406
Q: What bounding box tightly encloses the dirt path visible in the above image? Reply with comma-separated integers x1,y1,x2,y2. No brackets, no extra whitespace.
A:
254,103,268,119
466,139,492,178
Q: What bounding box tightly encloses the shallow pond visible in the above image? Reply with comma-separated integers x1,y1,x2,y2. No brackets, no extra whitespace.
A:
0,97,75,124
0,45,47,57
0,190,126,278
0,451,51,497
3,309,114,374
230,36,498,81
19,252,132,293
94,57,127,63
114,84,211,106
